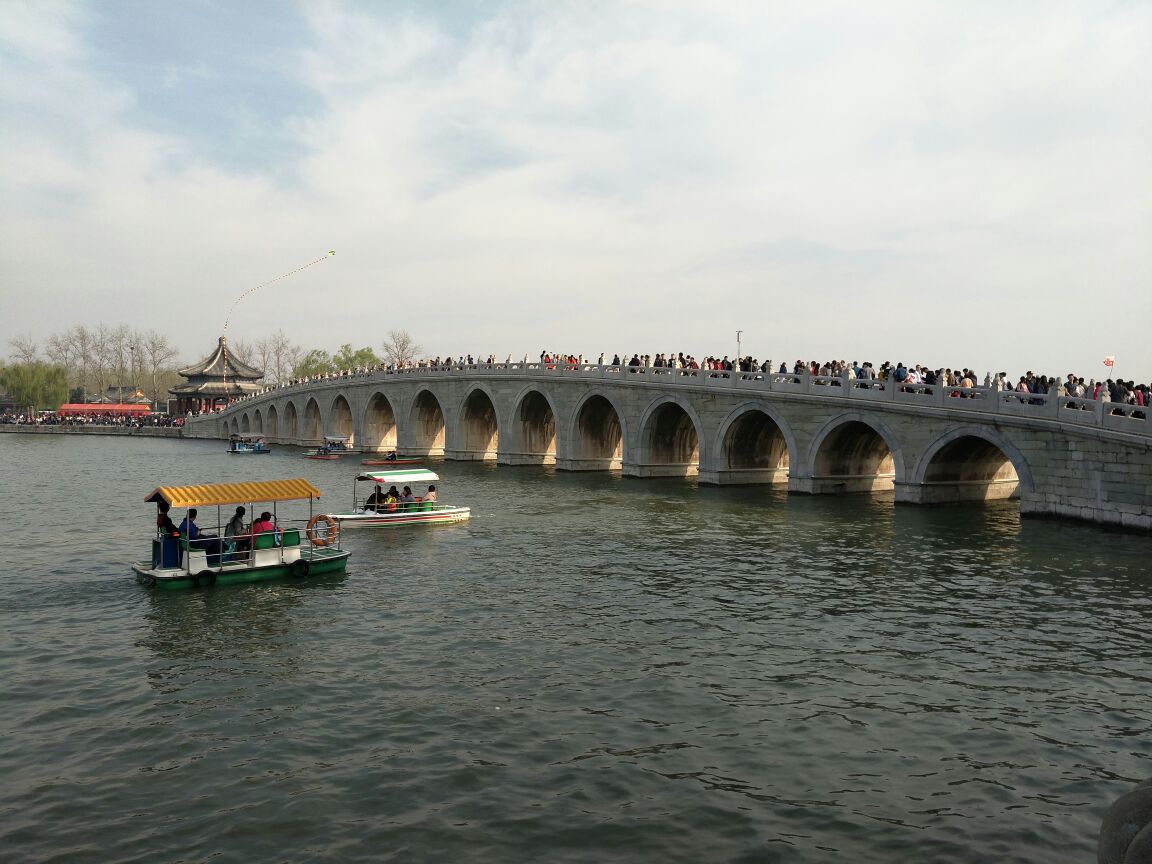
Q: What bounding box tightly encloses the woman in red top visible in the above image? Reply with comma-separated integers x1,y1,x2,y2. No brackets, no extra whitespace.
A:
251,512,276,535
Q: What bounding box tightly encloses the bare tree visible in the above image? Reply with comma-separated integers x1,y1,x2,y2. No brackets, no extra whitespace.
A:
91,324,112,402
43,332,75,380
381,329,422,367
9,334,39,364
142,331,179,408
228,338,255,366
253,336,273,381
107,324,132,402
268,329,302,384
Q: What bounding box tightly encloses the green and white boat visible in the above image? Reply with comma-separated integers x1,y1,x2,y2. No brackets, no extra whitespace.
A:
133,478,350,589
329,468,471,528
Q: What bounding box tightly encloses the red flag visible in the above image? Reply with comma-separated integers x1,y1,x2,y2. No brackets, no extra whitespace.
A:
1103,356,1116,367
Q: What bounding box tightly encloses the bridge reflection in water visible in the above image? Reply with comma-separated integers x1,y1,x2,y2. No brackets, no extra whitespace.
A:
192,364,1152,530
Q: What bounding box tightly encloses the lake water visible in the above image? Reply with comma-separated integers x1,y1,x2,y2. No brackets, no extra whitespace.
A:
1,433,1149,863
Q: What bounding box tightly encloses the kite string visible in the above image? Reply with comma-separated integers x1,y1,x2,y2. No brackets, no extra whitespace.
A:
223,251,334,335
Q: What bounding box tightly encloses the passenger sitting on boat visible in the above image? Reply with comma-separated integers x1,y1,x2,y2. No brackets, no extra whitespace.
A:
384,486,400,511
224,506,250,557
179,508,222,561
400,486,415,509
364,486,384,512
156,501,179,537
424,484,437,503
385,450,396,460
252,511,276,535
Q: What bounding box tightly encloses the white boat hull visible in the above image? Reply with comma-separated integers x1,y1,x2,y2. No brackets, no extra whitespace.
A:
330,506,470,527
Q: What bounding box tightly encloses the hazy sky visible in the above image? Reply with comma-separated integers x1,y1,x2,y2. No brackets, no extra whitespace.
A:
2,1,1150,379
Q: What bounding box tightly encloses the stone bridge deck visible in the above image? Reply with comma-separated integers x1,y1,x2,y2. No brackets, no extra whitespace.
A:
185,363,1152,530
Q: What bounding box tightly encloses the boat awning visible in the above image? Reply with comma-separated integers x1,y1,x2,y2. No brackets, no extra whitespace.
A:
356,469,440,484
145,478,323,508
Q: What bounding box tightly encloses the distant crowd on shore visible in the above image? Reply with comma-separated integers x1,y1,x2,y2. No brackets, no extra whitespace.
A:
0,411,184,427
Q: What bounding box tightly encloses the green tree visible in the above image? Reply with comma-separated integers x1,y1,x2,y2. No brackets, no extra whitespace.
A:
332,344,380,370
0,361,69,410
292,349,334,378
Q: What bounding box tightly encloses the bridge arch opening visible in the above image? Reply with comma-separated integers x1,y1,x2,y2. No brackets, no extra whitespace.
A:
218,419,228,437
363,393,397,453
812,420,895,493
461,389,499,460
240,413,251,434
303,398,322,443
411,390,446,456
329,395,354,444
253,409,263,434
572,394,623,469
723,409,789,482
639,400,700,477
283,402,299,442
918,434,1022,502
512,390,556,464
230,417,240,435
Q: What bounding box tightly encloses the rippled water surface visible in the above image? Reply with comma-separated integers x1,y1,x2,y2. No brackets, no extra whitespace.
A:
1,434,1149,863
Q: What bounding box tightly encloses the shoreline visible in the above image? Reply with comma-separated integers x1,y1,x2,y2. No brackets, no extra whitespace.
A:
0,425,183,438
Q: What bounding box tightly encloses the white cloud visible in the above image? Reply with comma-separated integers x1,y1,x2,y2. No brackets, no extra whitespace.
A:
1,0,1149,380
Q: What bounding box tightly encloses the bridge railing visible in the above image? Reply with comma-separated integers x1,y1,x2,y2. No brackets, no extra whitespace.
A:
222,364,1149,436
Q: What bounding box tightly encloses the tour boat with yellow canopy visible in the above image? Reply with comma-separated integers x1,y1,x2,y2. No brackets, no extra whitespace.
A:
329,468,470,527
132,478,350,589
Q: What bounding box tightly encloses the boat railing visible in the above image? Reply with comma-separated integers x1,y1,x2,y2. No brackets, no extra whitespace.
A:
176,518,341,572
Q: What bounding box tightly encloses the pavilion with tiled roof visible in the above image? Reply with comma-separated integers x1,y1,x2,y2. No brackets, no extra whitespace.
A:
169,336,264,414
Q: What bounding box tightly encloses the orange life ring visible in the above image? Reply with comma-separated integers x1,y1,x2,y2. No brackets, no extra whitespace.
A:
306,514,339,547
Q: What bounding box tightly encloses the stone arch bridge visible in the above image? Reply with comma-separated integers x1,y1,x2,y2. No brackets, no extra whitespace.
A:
184,363,1152,530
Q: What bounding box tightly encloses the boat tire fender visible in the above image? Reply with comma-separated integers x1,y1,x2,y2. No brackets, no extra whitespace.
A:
291,560,311,579
306,515,339,547
197,570,217,588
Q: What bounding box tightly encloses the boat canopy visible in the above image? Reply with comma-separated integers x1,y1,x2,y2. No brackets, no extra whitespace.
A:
232,434,265,441
324,436,350,442
356,469,440,484
145,478,323,508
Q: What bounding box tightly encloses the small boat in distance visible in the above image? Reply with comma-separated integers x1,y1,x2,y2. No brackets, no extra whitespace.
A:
304,435,353,459
361,450,423,466
132,478,350,589
228,433,271,454
329,469,470,527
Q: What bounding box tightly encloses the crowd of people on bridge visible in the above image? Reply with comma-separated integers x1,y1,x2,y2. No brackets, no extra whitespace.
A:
212,348,1149,422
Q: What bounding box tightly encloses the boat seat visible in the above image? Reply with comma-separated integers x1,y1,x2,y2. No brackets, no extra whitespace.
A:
180,538,208,571
253,533,277,550
281,529,300,547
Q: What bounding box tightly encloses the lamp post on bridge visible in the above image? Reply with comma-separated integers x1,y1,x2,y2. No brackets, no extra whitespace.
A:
736,331,742,367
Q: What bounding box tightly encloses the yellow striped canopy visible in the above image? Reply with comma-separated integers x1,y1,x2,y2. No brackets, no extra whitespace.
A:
144,478,323,508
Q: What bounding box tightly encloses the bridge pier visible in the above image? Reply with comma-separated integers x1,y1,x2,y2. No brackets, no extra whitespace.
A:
498,451,556,466
622,461,698,478
895,479,1020,504
443,448,496,461
555,457,620,471
790,473,896,494
698,467,789,486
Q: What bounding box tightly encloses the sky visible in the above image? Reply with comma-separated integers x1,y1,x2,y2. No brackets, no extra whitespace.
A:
2,0,1150,380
